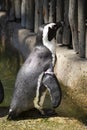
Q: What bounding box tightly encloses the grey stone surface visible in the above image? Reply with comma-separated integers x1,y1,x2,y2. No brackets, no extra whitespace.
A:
55,45,87,114
6,22,36,59
12,28,36,59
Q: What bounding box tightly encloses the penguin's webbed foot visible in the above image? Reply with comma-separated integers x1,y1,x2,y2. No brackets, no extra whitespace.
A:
7,109,17,120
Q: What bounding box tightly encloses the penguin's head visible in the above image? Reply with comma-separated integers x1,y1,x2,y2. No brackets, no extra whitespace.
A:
42,21,64,54
36,21,64,46
43,21,64,42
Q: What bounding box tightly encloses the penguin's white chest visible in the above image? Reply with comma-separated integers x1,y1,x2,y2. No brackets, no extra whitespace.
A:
43,39,56,54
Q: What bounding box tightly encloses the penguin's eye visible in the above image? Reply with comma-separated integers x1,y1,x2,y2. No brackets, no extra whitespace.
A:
48,27,56,41
52,25,57,30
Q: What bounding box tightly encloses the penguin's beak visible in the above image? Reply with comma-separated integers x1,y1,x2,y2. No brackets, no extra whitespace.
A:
60,21,64,26
56,21,64,29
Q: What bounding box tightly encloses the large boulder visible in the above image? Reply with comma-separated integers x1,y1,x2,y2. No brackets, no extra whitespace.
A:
12,28,36,59
55,46,87,118
5,22,36,59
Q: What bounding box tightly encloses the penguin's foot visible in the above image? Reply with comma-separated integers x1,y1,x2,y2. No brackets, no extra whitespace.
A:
34,97,45,115
7,109,17,120
43,109,57,116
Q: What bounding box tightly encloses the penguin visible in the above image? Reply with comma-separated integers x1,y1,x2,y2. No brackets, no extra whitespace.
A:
7,22,63,120
0,80,4,103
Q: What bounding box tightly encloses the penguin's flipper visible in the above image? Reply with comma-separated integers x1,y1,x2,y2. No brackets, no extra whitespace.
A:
0,80,4,103
34,71,62,115
34,72,47,115
42,72,62,108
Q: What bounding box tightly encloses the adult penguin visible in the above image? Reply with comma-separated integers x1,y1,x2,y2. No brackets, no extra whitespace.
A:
7,22,63,120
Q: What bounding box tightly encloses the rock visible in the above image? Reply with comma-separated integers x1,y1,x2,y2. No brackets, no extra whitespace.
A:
12,28,36,59
6,22,36,59
55,45,87,116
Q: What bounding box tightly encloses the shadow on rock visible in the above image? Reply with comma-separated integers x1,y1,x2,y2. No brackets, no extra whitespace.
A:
7,108,58,121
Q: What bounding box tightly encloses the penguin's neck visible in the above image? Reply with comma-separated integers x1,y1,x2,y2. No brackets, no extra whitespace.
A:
43,37,56,55
43,37,56,67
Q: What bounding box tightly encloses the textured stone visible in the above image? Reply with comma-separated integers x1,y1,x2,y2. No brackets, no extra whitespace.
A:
12,28,36,59
55,45,87,115
6,22,36,59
